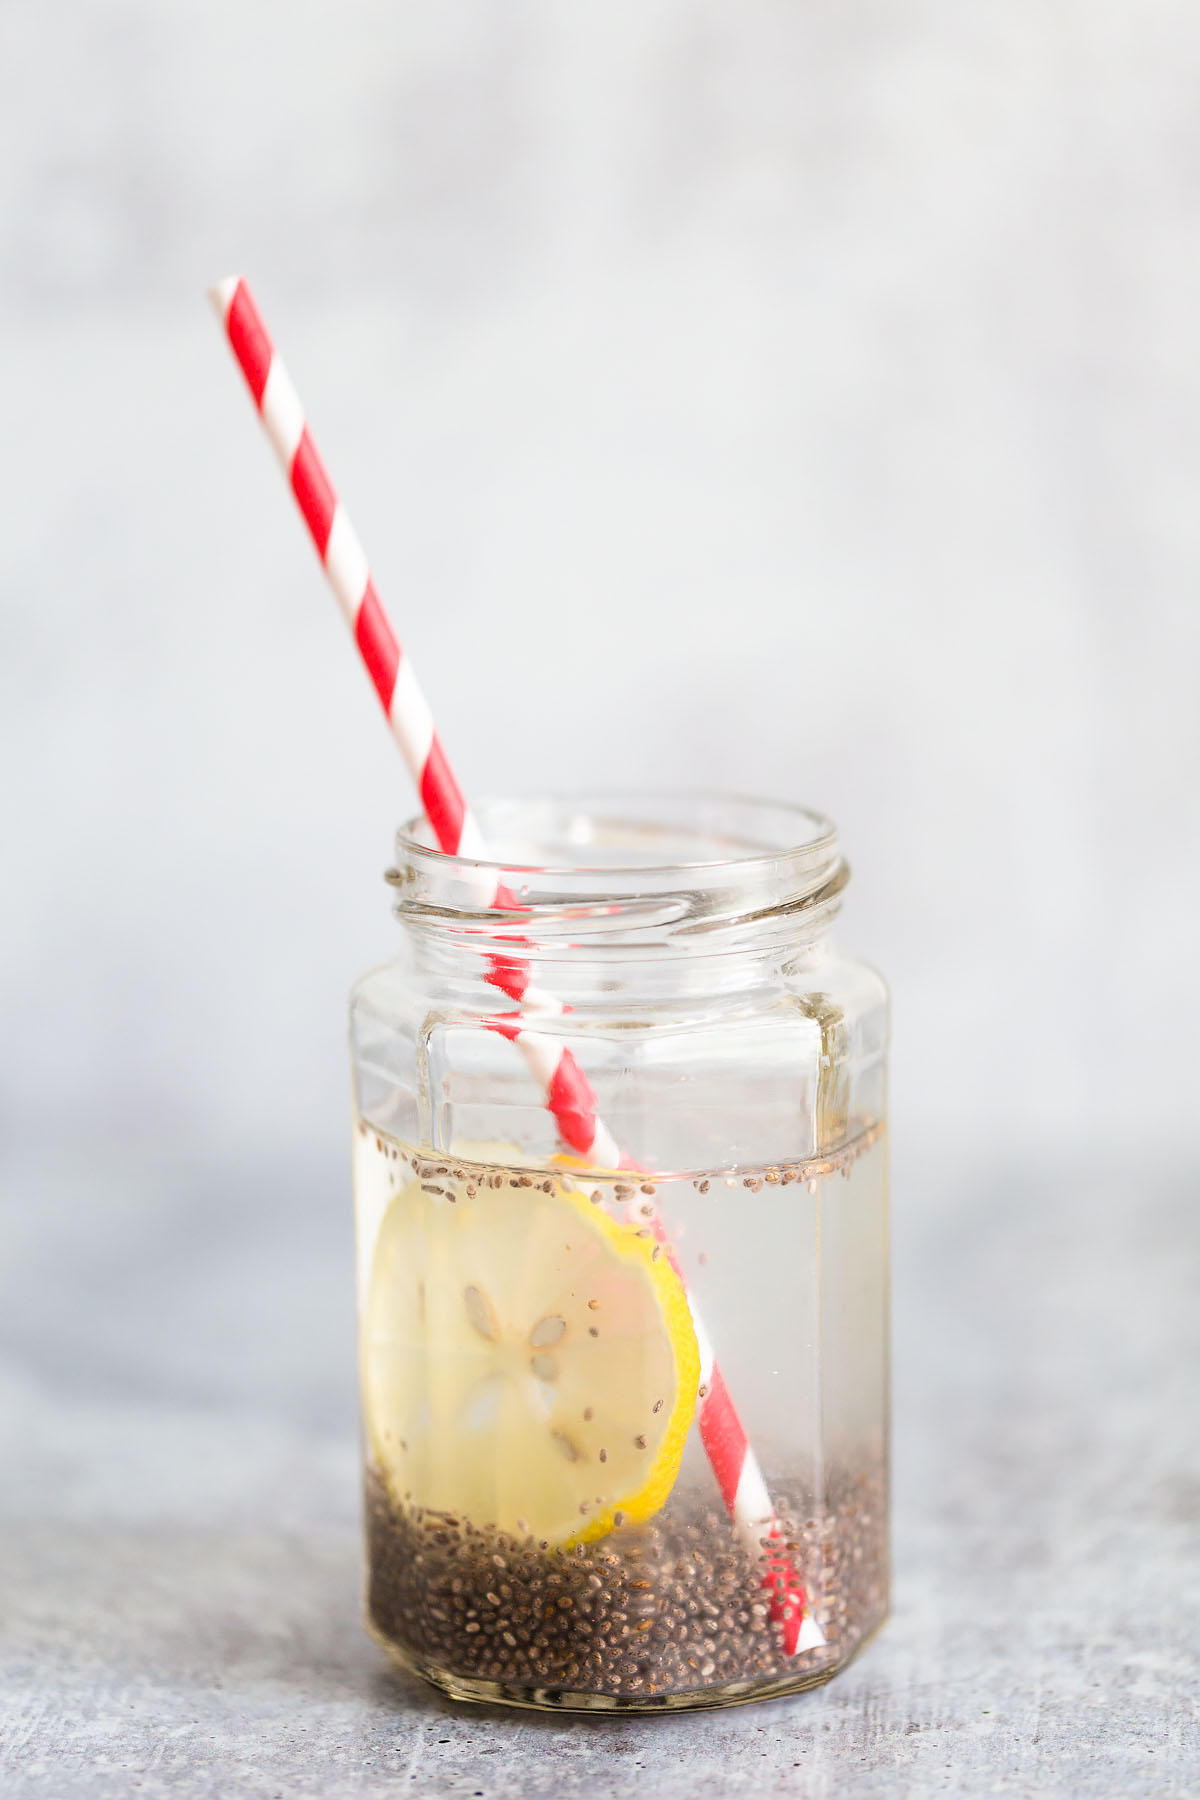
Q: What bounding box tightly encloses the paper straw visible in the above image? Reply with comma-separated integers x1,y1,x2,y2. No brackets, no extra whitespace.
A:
210,275,824,1655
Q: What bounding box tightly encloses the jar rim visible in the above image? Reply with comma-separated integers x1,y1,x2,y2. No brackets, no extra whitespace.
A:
395,791,837,876
388,793,846,942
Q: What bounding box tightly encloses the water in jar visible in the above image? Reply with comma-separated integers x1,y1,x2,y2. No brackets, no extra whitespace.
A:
353,1119,888,1710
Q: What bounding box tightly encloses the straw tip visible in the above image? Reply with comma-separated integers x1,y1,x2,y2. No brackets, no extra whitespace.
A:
208,275,241,319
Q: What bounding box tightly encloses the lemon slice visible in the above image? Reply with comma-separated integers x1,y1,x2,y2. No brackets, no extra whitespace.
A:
362,1173,700,1545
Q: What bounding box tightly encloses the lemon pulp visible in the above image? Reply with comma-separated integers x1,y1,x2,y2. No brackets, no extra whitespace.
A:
362,1171,699,1546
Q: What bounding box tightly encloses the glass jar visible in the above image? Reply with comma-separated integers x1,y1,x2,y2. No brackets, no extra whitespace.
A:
350,795,889,1712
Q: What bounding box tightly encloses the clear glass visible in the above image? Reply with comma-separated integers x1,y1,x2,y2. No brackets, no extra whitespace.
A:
350,795,889,1712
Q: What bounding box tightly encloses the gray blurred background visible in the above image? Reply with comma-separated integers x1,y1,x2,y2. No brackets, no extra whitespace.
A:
4,0,1198,1173
2,5,1198,1794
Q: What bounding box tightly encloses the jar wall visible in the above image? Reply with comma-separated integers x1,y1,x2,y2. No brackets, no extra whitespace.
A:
350,798,889,1711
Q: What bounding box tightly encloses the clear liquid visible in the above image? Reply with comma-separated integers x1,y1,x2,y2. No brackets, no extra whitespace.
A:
352,1120,888,1710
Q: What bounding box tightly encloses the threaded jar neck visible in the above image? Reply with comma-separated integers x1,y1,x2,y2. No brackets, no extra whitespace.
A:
385,794,848,1003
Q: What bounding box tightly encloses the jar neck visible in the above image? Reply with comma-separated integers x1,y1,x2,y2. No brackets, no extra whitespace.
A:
385,794,849,1010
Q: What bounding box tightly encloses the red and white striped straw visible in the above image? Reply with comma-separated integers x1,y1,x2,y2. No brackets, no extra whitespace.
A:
210,275,823,1656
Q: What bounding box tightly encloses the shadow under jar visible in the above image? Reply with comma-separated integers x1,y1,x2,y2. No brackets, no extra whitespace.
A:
350,795,889,1712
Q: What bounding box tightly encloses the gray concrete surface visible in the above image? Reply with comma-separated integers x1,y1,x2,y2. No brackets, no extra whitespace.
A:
1,1145,1195,1797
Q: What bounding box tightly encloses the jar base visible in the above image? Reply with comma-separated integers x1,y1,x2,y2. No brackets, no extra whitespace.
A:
370,1613,888,1715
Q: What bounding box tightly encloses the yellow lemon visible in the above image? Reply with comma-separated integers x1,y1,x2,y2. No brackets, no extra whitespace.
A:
362,1172,699,1545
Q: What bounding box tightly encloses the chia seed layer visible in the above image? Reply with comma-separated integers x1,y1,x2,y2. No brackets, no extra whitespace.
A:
365,1464,886,1708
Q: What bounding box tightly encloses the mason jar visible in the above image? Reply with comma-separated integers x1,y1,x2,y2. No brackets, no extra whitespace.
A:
350,794,889,1712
